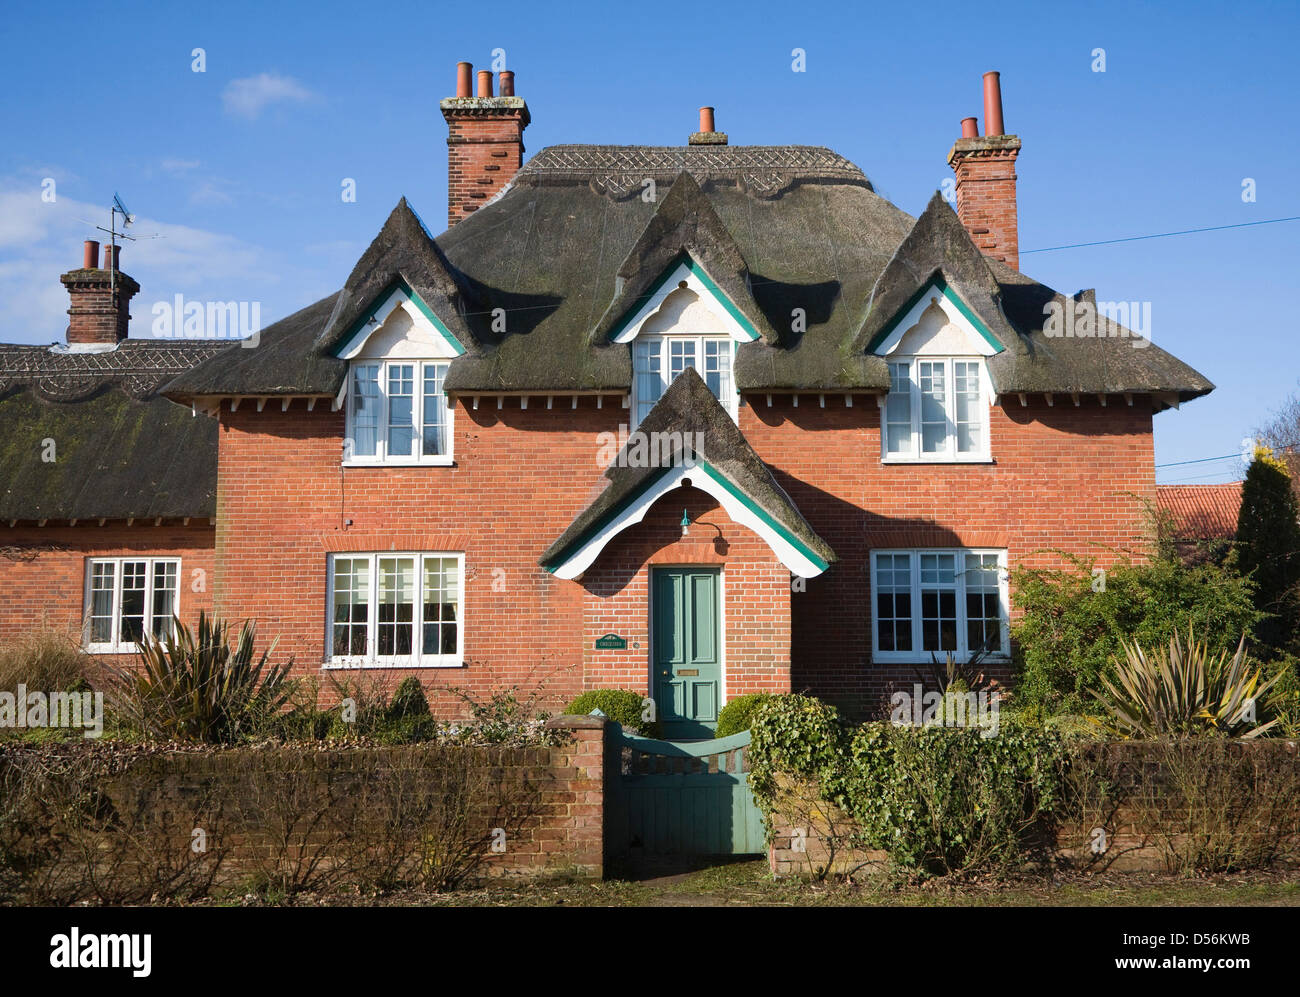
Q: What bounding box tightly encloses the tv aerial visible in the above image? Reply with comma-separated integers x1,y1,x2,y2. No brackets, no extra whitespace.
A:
81,193,161,300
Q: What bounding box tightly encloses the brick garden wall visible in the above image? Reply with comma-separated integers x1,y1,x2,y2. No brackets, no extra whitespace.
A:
0,716,606,896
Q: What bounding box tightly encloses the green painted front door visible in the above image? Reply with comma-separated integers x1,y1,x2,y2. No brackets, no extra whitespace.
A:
653,567,721,739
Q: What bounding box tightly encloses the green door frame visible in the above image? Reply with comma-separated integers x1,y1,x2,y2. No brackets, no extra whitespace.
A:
651,565,723,740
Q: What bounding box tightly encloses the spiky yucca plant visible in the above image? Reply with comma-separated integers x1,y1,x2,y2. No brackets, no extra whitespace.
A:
1095,627,1281,739
108,612,295,743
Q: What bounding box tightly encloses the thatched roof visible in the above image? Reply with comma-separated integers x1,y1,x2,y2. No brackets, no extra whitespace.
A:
163,143,1213,403
589,172,777,346
541,367,834,575
0,343,219,520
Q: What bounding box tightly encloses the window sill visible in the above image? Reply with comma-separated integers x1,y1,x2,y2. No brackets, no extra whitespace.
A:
342,458,455,468
84,646,138,655
871,654,1010,665
880,456,994,465
323,658,465,670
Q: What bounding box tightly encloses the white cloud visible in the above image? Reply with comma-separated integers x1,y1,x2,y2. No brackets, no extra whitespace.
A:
161,158,201,174
189,180,235,206
221,73,316,119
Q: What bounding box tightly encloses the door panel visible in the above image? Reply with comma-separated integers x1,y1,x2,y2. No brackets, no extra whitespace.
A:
653,568,720,739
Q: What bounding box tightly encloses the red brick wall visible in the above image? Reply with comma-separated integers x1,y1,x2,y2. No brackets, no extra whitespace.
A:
949,141,1021,270
215,397,623,717
740,393,1156,717
444,111,525,228
213,388,1154,722
0,523,215,651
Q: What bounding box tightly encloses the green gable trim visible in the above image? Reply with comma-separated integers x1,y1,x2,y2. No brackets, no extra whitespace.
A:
543,456,829,576
605,252,761,344
542,463,674,574
695,458,830,573
332,278,466,359
864,275,1004,356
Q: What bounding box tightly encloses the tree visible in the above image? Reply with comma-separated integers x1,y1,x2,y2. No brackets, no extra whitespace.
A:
1235,445,1300,654
1257,385,1300,504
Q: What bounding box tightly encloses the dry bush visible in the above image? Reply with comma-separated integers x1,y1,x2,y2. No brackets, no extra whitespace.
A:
0,628,96,695
342,746,544,892
1,742,550,904
1066,741,1300,872
0,745,227,904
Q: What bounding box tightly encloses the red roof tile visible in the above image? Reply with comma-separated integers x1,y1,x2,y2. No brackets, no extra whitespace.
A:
1157,483,1242,540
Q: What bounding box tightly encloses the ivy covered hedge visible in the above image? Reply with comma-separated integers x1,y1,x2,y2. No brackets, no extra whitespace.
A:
751,693,1300,877
749,694,1068,875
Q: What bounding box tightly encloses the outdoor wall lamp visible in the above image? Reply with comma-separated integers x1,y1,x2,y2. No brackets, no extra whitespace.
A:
681,509,690,536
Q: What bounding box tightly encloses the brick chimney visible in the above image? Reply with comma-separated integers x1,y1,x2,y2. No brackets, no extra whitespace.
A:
439,61,530,228
947,71,1022,270
59,240,140,346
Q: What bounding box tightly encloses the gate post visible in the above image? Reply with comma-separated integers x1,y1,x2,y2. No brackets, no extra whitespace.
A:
542,714,611,879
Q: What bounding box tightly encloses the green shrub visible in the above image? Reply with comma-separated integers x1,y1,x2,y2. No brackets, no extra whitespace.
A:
106,612,295,744
323,676,437,744
565,689,656,736
1012,554,1261,716
715,693,777,737
1096,628,1282,739
748,693,847,807
847,721,1068,874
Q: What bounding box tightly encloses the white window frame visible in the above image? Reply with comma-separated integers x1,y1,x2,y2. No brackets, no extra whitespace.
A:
880,356,992,463
83,557,181,653
325,552,465,668
344,359,453,466
631,334,737,427
869,548,1009,663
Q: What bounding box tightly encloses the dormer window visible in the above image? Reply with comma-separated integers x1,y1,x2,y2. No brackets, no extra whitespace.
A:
347,360,450,463
883,357,988,461
870,284,1001,464
633,333,734,426
615,272,752,426
336,284,464,467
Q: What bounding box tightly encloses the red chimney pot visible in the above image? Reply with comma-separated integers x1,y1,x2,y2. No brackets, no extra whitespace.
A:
83,240,100,269
499,71,515,97
456,61,473,98
699,106,715,133
960,116,979,139
982,71,1005,136
476,70,493,98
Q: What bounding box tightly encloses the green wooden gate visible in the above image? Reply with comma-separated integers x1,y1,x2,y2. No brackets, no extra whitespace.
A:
607,725,766,857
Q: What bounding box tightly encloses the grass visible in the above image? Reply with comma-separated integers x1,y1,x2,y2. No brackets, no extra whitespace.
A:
197,860,1300,907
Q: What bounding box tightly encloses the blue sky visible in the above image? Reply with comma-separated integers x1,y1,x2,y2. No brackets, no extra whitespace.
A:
1,0,1296,482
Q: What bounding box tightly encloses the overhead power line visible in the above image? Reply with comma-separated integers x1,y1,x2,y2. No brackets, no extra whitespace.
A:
1155,439,1300,469
1022,215,1300,255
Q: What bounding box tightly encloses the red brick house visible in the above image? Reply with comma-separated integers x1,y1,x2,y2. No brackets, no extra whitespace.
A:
0,67,1213,733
